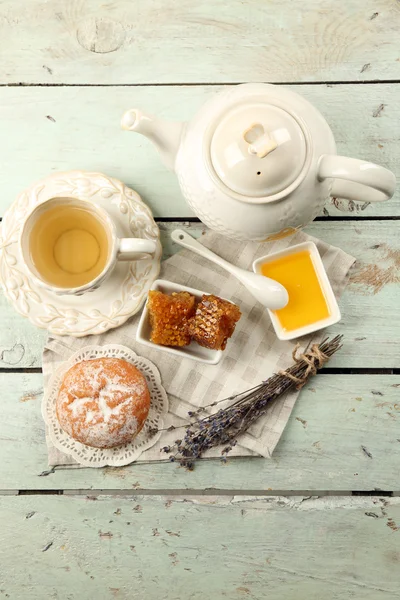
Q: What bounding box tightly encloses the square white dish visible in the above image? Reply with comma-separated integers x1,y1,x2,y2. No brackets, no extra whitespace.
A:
253,241,341,341
136,279,223,365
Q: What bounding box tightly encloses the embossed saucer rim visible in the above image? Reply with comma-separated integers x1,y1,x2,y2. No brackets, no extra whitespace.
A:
0,171,162,336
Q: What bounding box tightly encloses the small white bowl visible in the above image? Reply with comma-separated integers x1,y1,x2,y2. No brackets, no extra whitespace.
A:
253,241,341,341
136,279,223,365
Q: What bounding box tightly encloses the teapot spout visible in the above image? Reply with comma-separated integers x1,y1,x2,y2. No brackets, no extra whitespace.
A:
121,109,184,171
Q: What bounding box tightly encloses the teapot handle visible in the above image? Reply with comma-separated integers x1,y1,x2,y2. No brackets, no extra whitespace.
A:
318,155,396,203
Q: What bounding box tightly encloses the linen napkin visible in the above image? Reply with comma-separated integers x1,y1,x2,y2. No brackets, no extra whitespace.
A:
43,229,355,466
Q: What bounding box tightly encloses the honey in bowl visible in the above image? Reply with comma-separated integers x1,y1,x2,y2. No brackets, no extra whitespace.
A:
260,249,330,332
29,204,109,288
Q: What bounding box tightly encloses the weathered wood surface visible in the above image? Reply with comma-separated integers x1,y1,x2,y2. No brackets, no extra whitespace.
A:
3,372,399,491
0,1,399,593
1,0,400,84
0,84,398,218
1,221,399,370
1,494,400,599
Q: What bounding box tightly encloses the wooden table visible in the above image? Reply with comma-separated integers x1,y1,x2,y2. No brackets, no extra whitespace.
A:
1,1,399,598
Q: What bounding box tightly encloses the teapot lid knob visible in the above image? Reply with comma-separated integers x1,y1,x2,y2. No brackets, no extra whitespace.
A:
209,102,308,200
245,126,278,158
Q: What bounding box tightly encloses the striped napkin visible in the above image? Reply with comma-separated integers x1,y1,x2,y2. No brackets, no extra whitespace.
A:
43,229,355,466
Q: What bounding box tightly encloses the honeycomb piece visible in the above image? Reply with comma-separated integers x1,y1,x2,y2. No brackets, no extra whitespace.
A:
188,295,241,351
148,290,196,347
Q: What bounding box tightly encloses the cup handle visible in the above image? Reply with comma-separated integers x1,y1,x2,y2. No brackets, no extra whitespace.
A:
318,155,396,203
117,238,156,261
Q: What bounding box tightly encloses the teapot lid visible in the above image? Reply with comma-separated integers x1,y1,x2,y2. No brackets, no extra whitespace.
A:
209,102,308,199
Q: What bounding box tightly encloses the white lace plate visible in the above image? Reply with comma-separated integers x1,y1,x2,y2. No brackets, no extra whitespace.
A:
42,344,168,467
0,171,162,336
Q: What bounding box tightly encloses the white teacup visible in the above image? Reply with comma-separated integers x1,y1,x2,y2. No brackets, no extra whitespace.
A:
19,197,156,296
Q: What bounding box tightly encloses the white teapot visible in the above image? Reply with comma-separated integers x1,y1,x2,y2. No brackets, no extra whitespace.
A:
122,83,396,241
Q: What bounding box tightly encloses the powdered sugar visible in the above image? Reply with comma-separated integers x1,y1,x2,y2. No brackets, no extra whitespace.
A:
56,357,150,448
97,390,113,422
96,386,138,423
85,410,96,424
42,344,168,467
69,396,94,417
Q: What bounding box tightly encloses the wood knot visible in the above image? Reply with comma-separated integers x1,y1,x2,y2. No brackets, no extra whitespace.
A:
76,17,125,54
1,342,25,365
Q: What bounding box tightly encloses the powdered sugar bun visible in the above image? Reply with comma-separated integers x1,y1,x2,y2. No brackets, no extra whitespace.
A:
56,357,150,448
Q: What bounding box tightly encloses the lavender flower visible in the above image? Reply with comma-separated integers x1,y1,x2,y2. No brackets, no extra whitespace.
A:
160,336,343,470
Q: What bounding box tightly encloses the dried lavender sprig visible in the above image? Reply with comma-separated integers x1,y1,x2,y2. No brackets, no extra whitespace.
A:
162,335,340,431
157,335,341,434
162,336,343,468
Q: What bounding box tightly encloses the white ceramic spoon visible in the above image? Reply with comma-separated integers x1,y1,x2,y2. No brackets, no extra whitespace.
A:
171,229,288,310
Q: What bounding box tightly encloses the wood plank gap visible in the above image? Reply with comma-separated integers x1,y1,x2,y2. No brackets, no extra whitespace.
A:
1,368,398,376
352,490,393,496
2,80,400,88
61,489,353,497
0,368,42,374
2,216,400,223
315,216,400,222
0,367,398,375
154,217,201,223
174,216,400,223
156,217,400,223
18,489,63,495
6,489,394,497
320,368,400,375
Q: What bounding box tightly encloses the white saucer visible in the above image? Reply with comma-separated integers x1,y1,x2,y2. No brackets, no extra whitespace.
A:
0,171,162,337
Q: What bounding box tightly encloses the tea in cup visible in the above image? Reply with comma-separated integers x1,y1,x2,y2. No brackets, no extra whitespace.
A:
20,197,156,295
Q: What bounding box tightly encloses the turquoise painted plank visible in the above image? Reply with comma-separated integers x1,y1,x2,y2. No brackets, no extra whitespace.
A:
0,302,44,368
2,372,400,491
1,495,400,599
0,84,398,218
1,221,398,369
0,0,399,84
